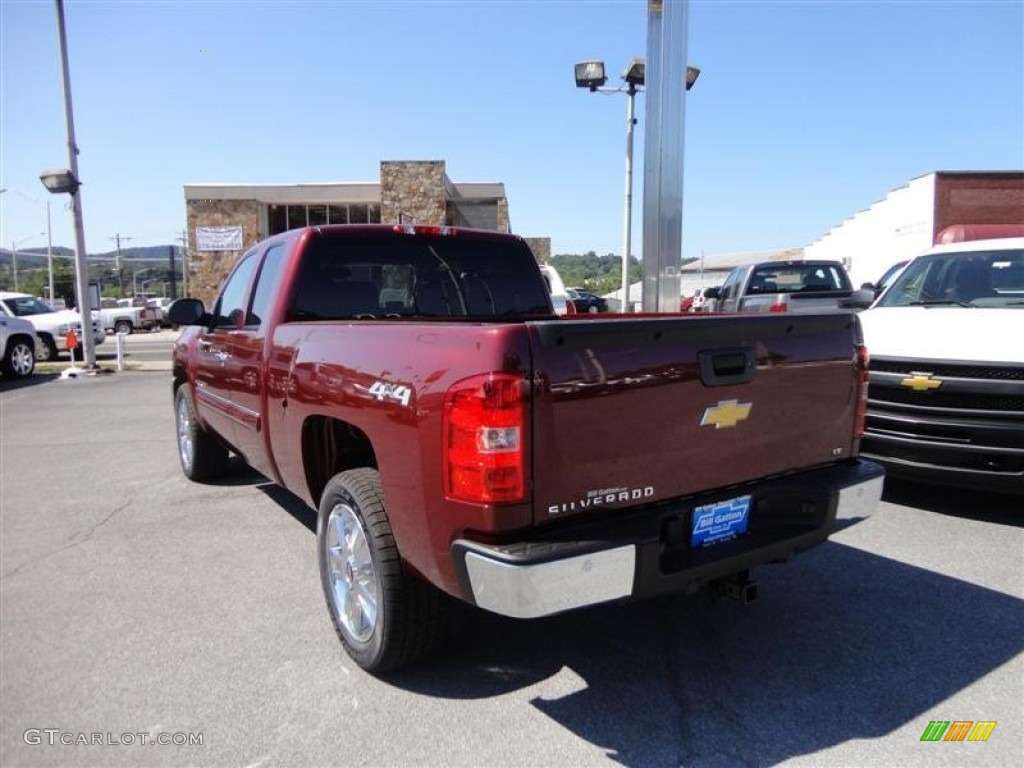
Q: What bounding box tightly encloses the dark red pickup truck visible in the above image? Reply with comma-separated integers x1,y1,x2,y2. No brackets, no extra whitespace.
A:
168,224,884,672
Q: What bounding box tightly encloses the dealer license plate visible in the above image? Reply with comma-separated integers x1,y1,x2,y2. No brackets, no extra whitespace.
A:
691,494,752,548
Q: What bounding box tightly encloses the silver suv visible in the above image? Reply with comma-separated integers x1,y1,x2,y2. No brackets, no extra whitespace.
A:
0,304,36,378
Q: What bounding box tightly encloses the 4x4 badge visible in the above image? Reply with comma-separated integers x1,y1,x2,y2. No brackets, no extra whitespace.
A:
901,373,942,392
700,400,752,429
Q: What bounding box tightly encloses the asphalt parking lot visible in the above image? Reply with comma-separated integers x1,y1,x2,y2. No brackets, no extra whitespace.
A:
1,371,1021,768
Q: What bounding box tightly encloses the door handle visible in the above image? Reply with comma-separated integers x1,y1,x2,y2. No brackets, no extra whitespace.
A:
698,347,755,387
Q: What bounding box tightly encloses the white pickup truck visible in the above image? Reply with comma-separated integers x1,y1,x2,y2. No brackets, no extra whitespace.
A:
853,237,1024,494
98,297,158,335
0,292,106,362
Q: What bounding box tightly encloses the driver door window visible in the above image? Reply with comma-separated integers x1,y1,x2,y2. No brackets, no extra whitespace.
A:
213,250,259,328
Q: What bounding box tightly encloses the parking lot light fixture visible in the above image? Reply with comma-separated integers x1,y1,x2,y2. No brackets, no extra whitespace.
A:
686,65,700,90
39,168,80,195
574,60,607,91
575,57,701,312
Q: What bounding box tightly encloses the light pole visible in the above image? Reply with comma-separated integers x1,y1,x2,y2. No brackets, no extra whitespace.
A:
40,0,97,368
1,188,55,301
575,58,700,312
10,233,43,292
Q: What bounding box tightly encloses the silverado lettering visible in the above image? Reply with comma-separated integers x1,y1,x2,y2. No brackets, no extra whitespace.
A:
168,223,884,673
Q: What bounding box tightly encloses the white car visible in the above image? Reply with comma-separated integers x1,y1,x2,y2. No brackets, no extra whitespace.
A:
538,264,574,315
856,237,1024,493
0,304,36,378
0,292,106,362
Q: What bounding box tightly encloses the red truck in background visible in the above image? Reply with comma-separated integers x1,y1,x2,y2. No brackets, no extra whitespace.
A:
168,224,884,673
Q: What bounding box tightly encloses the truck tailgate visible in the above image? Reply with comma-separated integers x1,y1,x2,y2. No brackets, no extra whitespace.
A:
527,313,862,524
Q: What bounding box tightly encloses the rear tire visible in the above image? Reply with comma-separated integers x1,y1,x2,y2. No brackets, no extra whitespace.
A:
318,468,447,673
2,338,35,378
115,320,133,335
174,385,228,481
36,335,59,362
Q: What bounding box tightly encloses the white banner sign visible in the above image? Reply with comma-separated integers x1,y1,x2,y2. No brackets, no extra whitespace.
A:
195,225,243,251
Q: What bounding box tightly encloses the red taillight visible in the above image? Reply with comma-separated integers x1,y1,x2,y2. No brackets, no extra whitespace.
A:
854,345,869,439
768,295,789,312
443,373,527,504
392,225,457,237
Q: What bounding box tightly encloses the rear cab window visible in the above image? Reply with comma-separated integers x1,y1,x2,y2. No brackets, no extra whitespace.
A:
748,264,850,294
286,231,552,320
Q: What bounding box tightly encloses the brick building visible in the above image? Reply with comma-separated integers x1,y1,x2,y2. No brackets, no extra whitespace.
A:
184,160,550,304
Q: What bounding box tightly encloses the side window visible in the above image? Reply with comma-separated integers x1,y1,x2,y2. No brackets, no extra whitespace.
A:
212,250,259,328
248,244,288,327
720,271,739,300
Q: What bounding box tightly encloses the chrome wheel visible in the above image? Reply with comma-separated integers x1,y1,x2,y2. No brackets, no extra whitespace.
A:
36,336,58,362
325,502,378,643
9,341,35,377
176,393,194,471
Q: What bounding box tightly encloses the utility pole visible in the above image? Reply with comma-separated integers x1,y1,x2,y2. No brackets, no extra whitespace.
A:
168,245,177,299
109,233,133,295
177,229,189,297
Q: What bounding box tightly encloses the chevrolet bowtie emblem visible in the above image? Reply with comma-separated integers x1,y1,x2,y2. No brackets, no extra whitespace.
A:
700,400,752,429
901,373,942,392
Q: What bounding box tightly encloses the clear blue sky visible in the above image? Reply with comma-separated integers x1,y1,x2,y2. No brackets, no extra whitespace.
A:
1,0,1021,260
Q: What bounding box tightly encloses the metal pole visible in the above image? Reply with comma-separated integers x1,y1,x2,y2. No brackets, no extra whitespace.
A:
54,0,96,367
621,83,637,313
642,0,690,312
46,200,54,302
11,242,18,292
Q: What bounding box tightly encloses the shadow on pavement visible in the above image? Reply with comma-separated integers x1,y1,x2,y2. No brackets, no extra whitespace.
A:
883,477,1022,526
0,372,61,391
227,469,1023,766
394,543,1021,765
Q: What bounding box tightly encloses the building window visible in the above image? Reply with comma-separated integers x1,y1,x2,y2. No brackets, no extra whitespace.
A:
349,204,369,224
269,205,287,234
267,203,383,236
308,205,327,226
287,205,307,230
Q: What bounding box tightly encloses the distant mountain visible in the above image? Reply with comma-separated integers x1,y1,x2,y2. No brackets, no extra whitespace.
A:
0,244,181,268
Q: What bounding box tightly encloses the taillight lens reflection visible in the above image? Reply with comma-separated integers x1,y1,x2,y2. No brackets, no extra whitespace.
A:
444,373,526,503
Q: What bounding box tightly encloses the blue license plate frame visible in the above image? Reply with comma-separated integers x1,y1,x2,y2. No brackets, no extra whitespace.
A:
691,494,752,548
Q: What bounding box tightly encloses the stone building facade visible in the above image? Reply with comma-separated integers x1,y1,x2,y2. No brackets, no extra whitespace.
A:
184,160,524,304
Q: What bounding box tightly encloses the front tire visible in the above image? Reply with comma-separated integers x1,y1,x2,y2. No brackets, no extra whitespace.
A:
318,468,447,673
2,339,35,378
35,335,59,362
174,385,228,481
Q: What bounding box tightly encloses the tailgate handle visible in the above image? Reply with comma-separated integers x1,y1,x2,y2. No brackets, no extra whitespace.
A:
699,347,755,387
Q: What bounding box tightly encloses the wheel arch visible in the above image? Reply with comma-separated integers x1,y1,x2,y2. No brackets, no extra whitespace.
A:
6,332,35,353
302,415,379,509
